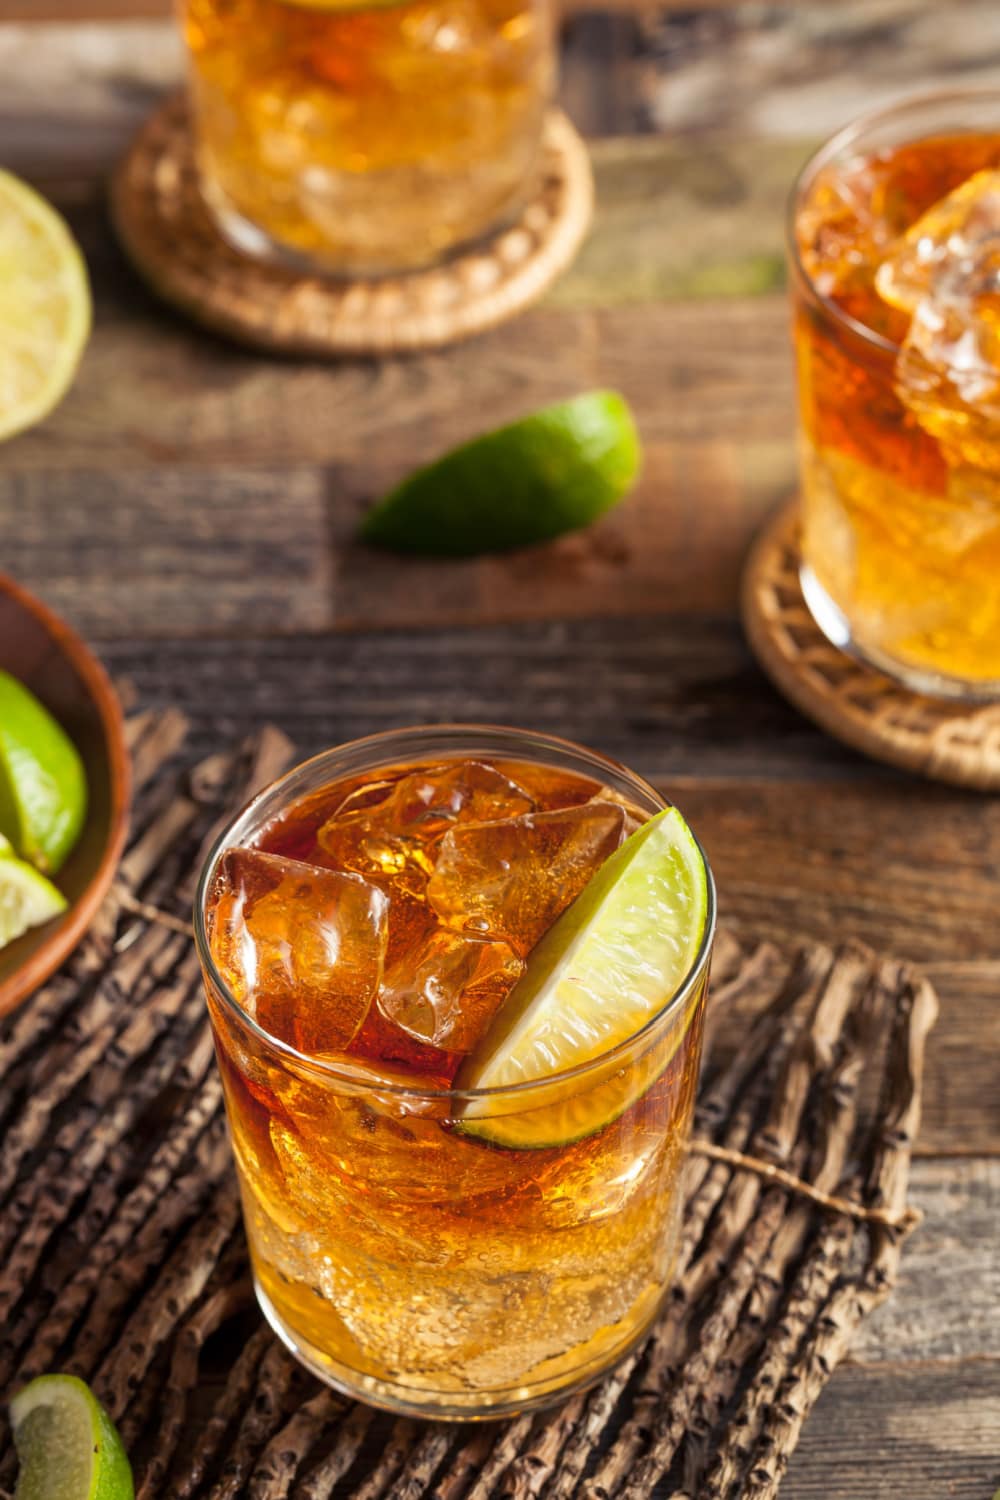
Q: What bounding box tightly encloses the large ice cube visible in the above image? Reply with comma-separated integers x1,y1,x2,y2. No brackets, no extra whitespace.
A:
427,800,626,954
875,170,1000,469
378,928,524,1051
209,848,388,1055
316,760,535,898
876,169,1000,313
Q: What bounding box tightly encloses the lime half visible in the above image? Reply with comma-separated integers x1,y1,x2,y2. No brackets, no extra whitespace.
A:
0,855,68,948
0,671,87,875
0,169,91,443
360,391,641,556
9,1375,133,1500
456,806,709,1148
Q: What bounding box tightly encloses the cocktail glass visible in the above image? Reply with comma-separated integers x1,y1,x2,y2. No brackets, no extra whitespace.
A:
194,724,715,1418
789,90,1000,698
178,0,555,274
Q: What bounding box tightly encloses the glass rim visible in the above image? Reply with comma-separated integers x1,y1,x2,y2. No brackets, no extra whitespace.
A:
786,84,1000,358
193,722,717,1103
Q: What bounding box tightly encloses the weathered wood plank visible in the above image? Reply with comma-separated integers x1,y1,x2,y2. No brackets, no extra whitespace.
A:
854,1157,1000,1365
780,1358,1000,1500
0,440,796,635
0,292,798,464
0,468,334,636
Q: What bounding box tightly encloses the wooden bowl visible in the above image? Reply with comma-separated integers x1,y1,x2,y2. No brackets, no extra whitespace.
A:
0,575,130,1019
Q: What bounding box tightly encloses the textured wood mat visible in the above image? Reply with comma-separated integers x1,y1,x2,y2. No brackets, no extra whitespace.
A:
0,716,937,1500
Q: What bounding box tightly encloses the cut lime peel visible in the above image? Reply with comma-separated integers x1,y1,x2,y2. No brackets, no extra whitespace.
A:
360,390,642,557
455,806,709,1148
10,1374,134,1500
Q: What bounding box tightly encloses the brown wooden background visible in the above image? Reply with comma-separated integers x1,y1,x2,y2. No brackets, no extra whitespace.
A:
1,1,999,1495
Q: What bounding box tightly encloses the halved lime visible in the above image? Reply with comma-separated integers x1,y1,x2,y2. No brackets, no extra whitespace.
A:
0,854,68,949
9,1374,133,1500
0,169,91,443
360,391,641,556
455,806,709,1148
0,671,87,875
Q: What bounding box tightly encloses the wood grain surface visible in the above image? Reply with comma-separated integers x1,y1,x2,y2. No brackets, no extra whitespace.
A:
1,4,998,1497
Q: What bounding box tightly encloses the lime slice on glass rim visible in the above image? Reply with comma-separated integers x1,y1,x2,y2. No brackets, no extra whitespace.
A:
0,671,87,876
360,390,641,556
0,169,91,444
9,1374,133,1500
455,806,710,1149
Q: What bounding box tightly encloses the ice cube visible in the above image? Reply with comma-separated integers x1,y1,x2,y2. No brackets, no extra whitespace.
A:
876,169,1000,313
209,848,388,1055
316,761,534,897
378,928,524,1051
868,170,1000,469
427,801,626,954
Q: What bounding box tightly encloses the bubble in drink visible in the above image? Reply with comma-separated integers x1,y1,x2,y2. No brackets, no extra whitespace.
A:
378,927,524,1050
427,800,626,953
209,847,388,1053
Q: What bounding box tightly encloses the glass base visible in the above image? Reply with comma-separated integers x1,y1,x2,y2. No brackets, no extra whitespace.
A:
799,563,1000,703
253,1276,671,1422
199,170,530,282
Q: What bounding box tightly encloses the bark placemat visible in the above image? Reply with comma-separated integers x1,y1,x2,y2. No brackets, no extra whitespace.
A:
111,95,593,357
742,501,1000,791
0,715,937,1500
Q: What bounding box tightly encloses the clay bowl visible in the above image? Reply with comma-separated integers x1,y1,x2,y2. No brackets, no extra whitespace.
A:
0,574,130,1019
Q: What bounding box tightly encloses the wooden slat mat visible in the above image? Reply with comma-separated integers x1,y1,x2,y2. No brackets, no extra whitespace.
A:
0,718,937,1500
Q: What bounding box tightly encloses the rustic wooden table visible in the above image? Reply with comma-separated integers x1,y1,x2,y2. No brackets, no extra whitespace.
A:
3,3,999,1496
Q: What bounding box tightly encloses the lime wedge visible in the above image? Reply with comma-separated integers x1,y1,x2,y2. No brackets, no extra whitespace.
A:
0,169,91,443
360,391,641,556
455,806,709,1148
0,671,87,876
9,1374,133,1500
0,853,68,949
0,832,13,855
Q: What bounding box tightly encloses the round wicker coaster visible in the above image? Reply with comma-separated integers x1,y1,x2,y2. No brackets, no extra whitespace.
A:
111,94,594,357
742,501,1000,790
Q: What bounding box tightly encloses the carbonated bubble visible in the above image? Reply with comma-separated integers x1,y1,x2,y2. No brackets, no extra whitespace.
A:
209,847,388,1054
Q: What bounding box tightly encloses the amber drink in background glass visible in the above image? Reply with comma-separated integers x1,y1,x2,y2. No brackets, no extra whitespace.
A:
195,726,714,1418
179,0,554,274
789,91,1000,698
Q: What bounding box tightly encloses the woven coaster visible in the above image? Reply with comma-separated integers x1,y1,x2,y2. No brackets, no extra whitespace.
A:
0,714,936,1499
110,94,593,356
742,500,1000,792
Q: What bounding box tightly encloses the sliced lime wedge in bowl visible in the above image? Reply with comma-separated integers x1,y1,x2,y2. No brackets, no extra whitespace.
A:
360,390,641,556
455,806,711,1149
0,670,88,875
9,1374,133,1500
0,854,67,948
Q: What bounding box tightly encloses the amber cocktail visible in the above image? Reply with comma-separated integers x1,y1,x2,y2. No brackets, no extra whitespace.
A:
195,726,714,1418
180,0,554,273
790,92,1000,697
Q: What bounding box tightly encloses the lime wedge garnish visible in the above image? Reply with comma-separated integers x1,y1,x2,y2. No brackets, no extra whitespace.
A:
0,853,68,949
0,671,87,876
9,1374,133,1500
455,806,709,1148
0,169,91,443
359,391,641,556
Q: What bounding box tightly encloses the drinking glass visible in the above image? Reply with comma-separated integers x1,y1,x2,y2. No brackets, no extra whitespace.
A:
195,725,715,1418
